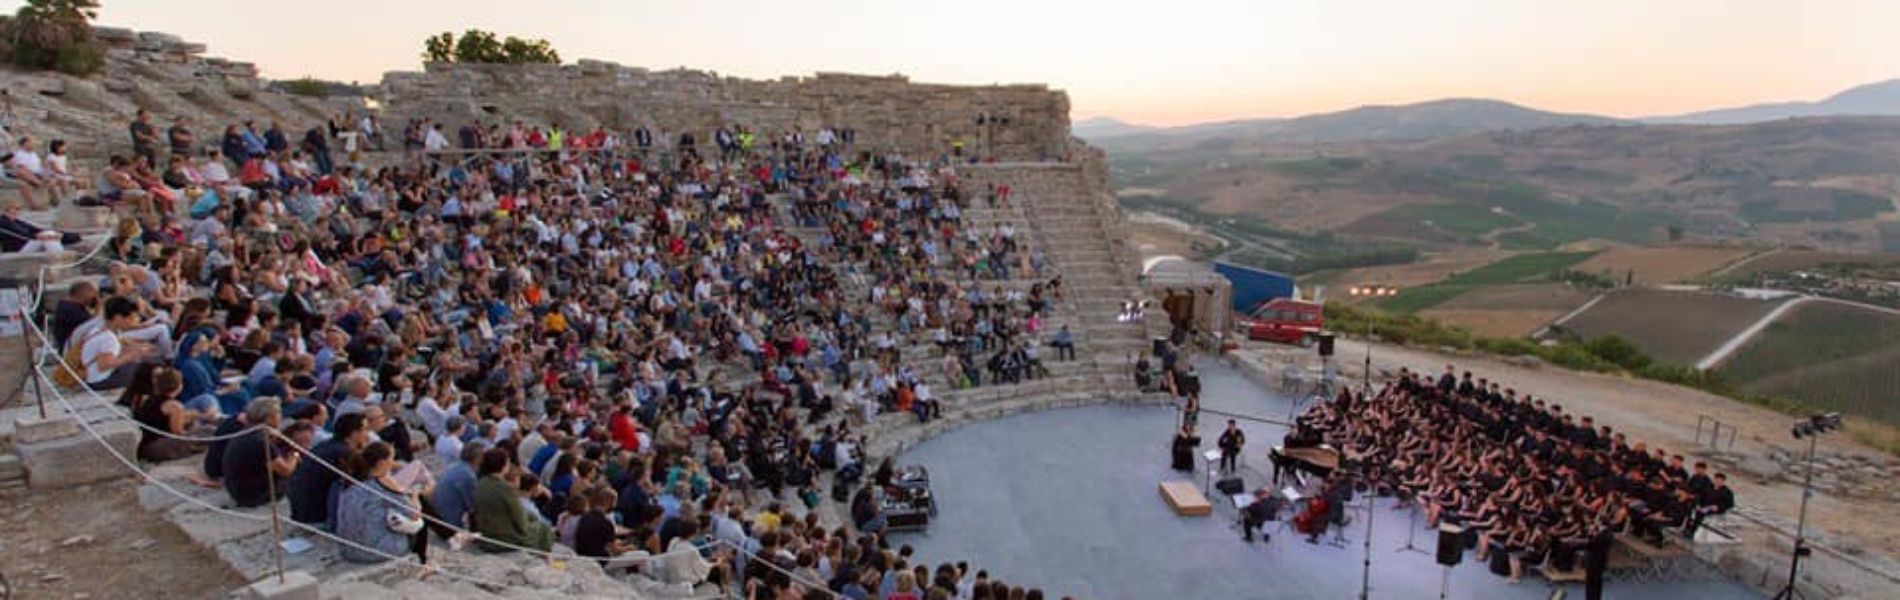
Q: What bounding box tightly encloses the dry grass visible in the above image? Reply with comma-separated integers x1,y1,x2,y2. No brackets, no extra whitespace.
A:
1128,220,1225,258
1420,308,1569,338
1328,250,1505,299
1721,249,1900,279
1574,246,1753,284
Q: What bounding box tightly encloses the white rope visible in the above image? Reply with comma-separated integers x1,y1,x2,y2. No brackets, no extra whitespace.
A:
26,234,111,313
25,355,571,598
23,317,266,442
21,312,705,563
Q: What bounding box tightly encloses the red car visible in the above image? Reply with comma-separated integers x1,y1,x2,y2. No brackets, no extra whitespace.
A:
1239,298,1325,347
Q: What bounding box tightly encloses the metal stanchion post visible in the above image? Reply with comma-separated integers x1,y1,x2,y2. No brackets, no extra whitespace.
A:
1360,495,1375,600
19,305,45,419
264,432,287,585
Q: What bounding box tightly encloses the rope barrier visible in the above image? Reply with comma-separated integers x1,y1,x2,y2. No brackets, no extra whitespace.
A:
4,150,1046,599
25,233,111,314
23,318,267,442
24,353,570,598
23,317,794,584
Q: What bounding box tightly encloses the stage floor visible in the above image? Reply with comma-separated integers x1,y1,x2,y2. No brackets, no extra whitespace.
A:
889,358,1764,599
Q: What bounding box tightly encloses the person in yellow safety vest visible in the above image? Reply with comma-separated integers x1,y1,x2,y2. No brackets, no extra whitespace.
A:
952,139,965,157
548,125,565,151
739,131,754,152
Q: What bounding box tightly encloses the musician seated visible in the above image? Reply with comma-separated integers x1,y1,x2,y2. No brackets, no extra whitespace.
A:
1306,476,1352,544
1240,488,1282,544
849,484,885,534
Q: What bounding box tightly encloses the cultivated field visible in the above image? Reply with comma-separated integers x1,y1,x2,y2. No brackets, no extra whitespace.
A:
1573,246,1754,285
1713,249,1900,280
1723,301,1900,427
1421,283,1595,337
1375,251,1599,313
1559,288,1786,365
1323,250,1504,295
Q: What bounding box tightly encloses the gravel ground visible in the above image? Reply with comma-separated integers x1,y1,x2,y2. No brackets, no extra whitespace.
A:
0,478,241,599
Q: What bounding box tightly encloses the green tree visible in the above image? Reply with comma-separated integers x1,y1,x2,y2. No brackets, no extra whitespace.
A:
452,29,504,63
5,0,103,74
422,31,455,63
500,35,559,64
422,28,560,65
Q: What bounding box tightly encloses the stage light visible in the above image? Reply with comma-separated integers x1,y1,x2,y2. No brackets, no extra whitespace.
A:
1775,412,1842,600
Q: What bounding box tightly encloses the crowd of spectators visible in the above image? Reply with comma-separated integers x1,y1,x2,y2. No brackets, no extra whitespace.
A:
1291,365,1737,583
36,107,1088,599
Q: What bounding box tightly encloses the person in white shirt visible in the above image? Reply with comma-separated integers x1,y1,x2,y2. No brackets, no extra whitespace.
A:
435,416,468,464
416,391,462,439
5,136,56,209
79,297,156,390
423,124,450,152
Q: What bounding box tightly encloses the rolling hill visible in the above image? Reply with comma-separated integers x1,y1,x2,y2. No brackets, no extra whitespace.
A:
1092,98,1625,150
1072,116,1156,139
1647,79,1900,125
1111,117,1900,254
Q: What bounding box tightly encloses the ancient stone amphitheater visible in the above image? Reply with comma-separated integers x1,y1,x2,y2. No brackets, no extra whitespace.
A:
0,27,1173,598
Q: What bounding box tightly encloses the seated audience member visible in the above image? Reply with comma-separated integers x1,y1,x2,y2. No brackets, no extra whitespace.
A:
5,136,61,209
287,412,371,526
222,398,299,507
471,448,555,552
132,366,215,462
76,297,159,390
0,202,77,252
433,442,485,530
335,441,430,564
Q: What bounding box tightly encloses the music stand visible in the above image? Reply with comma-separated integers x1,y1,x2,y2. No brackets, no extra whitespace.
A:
1395,499,1429,556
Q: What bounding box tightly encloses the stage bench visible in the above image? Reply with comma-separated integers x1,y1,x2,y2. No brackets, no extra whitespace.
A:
1159,480,1211,517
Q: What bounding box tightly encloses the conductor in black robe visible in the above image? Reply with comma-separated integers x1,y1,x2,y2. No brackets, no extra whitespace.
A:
1171,425,1200,472
1584,521,1614,600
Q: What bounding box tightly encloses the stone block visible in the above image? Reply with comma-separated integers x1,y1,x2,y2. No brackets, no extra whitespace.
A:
53,203,116,231
137,480,187,512
216,528,340,581
0,453,22,480
239,570,319,600
0,250,78,281
168,501,273,547
13,414,81,445
15,419,136,489
136,31,185,45
91,26,137,44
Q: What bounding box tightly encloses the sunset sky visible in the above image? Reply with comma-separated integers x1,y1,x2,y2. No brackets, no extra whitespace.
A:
69,0,1900,126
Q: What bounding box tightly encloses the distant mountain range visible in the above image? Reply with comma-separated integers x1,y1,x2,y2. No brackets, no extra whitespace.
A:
1080,79,1900,146
1645,79,1900,124
1072,117,1156,139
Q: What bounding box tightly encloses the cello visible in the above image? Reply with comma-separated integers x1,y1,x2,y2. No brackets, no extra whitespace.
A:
1293,496,1330,536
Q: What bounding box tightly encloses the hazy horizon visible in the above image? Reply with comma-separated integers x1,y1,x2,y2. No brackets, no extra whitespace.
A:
65,0,1900,127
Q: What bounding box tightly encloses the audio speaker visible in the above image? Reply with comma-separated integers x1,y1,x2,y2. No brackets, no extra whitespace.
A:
1436,524,1465,566
1317,333,1336,357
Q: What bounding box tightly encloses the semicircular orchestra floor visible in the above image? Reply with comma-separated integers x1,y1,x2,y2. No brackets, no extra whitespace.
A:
889,359,1764,600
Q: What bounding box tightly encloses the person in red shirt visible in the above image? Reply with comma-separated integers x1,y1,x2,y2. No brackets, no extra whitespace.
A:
608,403,641,453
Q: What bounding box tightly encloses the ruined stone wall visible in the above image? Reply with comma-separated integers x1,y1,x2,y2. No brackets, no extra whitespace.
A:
377,62,1073,160
0,27,363,169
